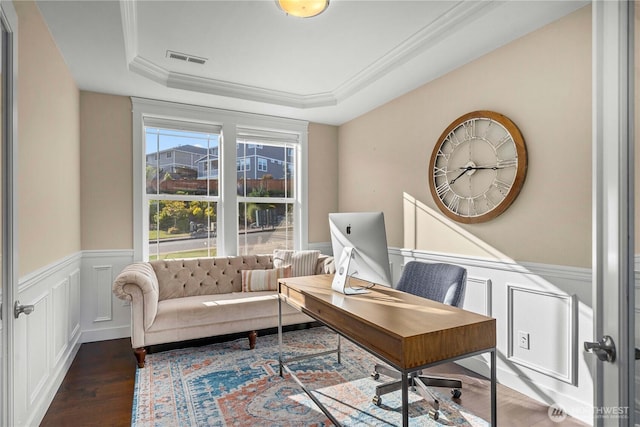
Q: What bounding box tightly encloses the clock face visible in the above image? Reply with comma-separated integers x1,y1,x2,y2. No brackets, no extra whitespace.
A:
428,111,527,223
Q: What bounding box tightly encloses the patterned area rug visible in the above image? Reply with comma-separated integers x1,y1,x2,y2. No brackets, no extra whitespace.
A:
132,327,488,426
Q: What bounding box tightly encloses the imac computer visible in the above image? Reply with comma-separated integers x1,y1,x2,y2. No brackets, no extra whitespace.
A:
329,212,392,295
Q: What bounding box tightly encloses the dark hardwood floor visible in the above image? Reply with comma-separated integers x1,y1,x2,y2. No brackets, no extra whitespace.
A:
40,336,588,427
40,338,136,427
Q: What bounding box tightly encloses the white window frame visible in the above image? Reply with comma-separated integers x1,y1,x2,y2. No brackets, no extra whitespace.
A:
132,97,309,260
257,157,268,172
237,158,250,172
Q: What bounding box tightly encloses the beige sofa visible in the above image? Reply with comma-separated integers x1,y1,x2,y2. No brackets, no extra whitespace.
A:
112,253,334,367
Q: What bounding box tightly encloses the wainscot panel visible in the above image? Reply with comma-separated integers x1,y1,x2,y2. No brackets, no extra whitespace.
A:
14,252,82,427
400,248,593,425
80,250,134,342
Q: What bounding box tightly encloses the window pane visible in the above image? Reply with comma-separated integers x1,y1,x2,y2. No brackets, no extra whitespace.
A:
238,202,293,255
148,199,217,260
145,128,219,196
237,142,295,198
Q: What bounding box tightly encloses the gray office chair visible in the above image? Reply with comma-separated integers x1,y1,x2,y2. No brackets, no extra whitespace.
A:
371,261,467,420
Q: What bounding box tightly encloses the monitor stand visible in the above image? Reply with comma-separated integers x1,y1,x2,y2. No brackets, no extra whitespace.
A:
332,247,370,295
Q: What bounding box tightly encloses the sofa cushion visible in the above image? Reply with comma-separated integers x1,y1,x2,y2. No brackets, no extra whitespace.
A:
149,292,298,332
242,265,291,292
273,250,320,277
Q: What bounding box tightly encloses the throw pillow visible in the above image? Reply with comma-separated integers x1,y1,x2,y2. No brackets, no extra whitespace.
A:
241,265,292,292
273,249,320,277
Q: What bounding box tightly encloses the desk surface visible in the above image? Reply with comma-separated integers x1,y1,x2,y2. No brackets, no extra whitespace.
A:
279,274,496,371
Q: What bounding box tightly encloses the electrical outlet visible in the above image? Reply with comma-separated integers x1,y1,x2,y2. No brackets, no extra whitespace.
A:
518,331,530,350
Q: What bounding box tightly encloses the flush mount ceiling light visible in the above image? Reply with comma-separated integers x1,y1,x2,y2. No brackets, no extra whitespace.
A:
276,0,329,18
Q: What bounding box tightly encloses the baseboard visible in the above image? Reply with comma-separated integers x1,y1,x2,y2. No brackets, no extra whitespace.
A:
81,325,131,344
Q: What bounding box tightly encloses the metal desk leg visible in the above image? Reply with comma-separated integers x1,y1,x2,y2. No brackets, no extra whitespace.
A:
278,296,283,377
401,372,409,427
491,349,497,426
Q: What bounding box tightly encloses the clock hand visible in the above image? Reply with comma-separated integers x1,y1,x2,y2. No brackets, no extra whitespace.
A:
473,163,514,170
450,162,512,184
455,165,504,171
449,166,472,184
470,166,499,170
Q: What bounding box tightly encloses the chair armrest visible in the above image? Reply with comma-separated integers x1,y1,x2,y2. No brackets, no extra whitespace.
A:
113,263,160,340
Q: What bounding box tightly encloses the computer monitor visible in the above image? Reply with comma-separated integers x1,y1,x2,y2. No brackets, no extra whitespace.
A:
329,212,392,294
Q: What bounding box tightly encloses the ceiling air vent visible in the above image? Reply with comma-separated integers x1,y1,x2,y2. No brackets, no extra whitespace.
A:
166,50,207,65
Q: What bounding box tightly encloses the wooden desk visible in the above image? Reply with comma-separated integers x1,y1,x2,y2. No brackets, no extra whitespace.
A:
278,274,497,426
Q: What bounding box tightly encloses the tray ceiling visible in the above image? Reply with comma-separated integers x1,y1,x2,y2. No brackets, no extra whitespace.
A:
37,0,587,125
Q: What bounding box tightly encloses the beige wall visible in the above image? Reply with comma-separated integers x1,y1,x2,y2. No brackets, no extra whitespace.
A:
25,2,592,267
307,122,339,243
16,1,81,276
78,94,338,250
338,6,592,268
80,92,133,250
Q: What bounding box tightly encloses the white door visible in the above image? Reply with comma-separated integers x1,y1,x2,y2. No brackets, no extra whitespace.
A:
0,1,17,426
590,1,635,426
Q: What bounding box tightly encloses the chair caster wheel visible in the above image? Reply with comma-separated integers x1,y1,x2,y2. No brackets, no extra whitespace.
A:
428,409,439,420
371,372,380,380
451,388,462,399
372,395,382,406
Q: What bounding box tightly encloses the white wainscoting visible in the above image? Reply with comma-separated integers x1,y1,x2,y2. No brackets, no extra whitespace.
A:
13,252,82,427
80,250,135,343
18,247,599,426
400,249,594,425
13,249,134,427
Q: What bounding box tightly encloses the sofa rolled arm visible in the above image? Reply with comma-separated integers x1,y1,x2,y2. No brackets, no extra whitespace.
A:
113,262,158,299
113,263,160,334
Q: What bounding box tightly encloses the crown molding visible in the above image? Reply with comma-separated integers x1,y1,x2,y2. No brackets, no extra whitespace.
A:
119,0,137,64
165,71,337,109
119,0,500,109
333,1,498,101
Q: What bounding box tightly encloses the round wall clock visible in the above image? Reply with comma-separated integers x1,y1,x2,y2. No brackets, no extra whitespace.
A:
428,110,528,224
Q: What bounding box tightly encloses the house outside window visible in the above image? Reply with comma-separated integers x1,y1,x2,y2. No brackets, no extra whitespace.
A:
145,127,219,260
237,129,298,255
132,98,308,260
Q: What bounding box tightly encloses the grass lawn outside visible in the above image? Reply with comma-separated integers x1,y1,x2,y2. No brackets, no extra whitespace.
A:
148,230,191,240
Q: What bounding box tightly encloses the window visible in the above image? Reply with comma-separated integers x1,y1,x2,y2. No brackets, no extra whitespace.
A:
237,158,250,172
132,98,308,261
145,126,219,260
237,128,299,255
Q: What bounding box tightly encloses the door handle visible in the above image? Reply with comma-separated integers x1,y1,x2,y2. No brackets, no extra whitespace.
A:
584,335,616,363
14,300,34,319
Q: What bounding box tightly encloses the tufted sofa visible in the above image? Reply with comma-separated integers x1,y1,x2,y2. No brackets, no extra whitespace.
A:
113,254,334,367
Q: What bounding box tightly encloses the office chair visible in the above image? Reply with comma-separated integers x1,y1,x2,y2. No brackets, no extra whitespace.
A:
371,261,467,420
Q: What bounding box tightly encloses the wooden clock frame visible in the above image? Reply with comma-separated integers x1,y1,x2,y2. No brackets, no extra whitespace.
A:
428,110,528,224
